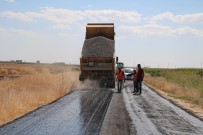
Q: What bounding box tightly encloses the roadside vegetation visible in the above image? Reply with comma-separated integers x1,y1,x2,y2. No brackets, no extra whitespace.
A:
0,64,80,126
145,68,203,108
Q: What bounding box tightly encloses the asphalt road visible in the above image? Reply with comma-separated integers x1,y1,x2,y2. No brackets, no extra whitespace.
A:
1,81,203,135
0,89,113,135
122,82,203,135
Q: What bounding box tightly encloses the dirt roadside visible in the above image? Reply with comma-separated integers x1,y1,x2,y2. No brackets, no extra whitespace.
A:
144,82,203,121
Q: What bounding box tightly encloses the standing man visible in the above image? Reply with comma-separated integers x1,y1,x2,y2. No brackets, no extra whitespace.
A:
116,67,124,93
133,69,137,93
134,64,144,94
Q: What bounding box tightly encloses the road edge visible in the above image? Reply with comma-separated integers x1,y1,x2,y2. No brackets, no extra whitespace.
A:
0,89,77,128
144,82,203,122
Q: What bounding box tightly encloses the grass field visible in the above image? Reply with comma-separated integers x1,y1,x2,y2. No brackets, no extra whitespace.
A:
145,68,203,108
0,63,80,126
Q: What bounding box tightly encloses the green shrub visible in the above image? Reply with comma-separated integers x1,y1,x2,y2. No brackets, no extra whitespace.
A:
145,69,161,77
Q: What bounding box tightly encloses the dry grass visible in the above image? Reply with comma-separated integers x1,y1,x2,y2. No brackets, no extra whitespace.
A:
0,64,80,126
144,70,203,108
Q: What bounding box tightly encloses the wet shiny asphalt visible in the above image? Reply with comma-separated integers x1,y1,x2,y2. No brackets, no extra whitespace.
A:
0,89,113,135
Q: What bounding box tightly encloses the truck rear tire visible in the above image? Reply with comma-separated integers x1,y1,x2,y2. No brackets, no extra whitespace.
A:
109,79,115,88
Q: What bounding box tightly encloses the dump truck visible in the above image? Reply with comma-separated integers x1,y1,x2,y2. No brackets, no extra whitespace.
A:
79,23,116,88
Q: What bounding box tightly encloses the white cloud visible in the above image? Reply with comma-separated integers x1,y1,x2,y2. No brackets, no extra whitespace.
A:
119,23,203,37
0,26,81,40
120,23,172,37
174,27,203,37
56,32,81,39
4,0,15,3
40,8,141,29
0,26,43,38
0,27,9,36
0,27,7,32
84,9,141,23
1,11,40,22
40,7,84,29
10,28,38,37
1,8,203,37
0,7,141,29
151,12,203,24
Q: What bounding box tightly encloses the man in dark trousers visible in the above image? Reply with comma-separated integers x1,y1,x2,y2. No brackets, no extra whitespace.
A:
116,67,124,93
133,69,137,93
134,64,144,94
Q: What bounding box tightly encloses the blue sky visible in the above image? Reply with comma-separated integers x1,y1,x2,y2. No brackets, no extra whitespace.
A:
1,0,203,68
